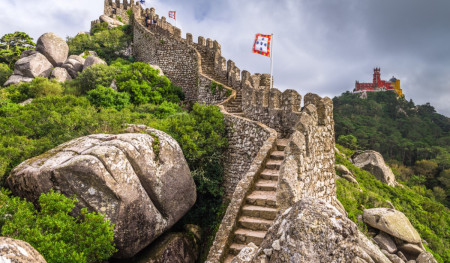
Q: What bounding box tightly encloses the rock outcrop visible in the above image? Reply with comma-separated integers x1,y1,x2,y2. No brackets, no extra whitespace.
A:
100,14,124,28
352,150,397,186
251,198,390,263
362,208,437,262
36,32,69,66
7,125,196,258
416,251,438,263
50,67,72,82
363,208,421,244
3,74,33,86
0,237,47,263
3,32,85,86
13,52,53,78
62,58,84,78
84,56,107,68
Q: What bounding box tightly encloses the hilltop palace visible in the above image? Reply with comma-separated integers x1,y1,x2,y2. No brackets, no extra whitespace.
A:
354,68,403,96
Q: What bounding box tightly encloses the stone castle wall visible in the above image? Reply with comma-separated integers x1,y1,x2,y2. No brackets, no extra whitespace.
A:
133,20,200,101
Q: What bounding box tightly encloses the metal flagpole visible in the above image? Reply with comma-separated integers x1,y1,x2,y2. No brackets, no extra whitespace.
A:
270,33,274,89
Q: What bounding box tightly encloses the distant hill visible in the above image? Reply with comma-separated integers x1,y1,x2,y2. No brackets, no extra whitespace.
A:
333,91,450,206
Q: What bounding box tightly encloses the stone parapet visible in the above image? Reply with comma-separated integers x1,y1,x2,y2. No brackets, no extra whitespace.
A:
276,95,337,210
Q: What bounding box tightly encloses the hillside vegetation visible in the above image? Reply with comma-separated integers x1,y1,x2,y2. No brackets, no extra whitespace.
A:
334,92,450,207
335,145,450,263
0,26,228,262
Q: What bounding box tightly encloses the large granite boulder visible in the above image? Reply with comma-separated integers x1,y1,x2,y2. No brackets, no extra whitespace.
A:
352,150,397,186
62,58,83,78
7,125,196,258
84,56,107,68
363,208,421,244
251,198,390,263
50,67,72,82
416,251,438,263
13,52,53,78
0,237,47,263
36,32,69,66
135,225,201,263
19,50,38,58
374,232,397,254
68,54,85,65
3,74,33,86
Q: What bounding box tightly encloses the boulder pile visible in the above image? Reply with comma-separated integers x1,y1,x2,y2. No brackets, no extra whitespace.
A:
363,208,437,263
4,32,106,86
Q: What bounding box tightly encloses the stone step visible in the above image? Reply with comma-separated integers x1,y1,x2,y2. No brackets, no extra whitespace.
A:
270,151,285,160
238,216,273,231
242,205,278,220
266,159,283,170
260,169,279,181
276,139,289,151
234,228,266,246
246,191,276,207
228,243,247,256
255,179,277,191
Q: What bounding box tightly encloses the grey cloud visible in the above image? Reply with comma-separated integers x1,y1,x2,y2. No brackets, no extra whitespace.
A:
1,0,449,115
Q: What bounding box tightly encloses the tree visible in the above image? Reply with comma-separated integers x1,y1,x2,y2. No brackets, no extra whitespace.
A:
0,32,35,67
0,63,12,86
337,134,358,150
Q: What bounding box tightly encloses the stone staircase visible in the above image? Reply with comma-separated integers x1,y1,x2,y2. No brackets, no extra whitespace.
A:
226,91,243,115
224,138,288,263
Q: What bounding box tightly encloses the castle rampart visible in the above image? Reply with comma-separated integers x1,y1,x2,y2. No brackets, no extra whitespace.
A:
103,3,338,261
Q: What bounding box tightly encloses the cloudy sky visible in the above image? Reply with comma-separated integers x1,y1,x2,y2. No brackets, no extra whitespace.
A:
1,0,449,116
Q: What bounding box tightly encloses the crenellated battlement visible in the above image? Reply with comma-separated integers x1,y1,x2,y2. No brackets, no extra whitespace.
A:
104,0,144,24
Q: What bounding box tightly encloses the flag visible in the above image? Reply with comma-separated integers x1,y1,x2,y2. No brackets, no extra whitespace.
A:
252,34,271,57
139,0,145,4
168,11,176,20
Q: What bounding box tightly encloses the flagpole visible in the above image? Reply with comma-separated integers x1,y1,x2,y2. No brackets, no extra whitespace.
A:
270,33,274,89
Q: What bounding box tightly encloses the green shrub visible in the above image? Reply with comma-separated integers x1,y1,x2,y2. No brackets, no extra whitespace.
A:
0,63,12,86
86,85,130,110
67,25,132,63
153,103,227,227
114,62,184,105
1,77,63,103
91,22,109,34
75,64,120,94
0,189,116,263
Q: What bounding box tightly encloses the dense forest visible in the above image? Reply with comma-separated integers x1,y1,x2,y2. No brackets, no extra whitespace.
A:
334,92,450,207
